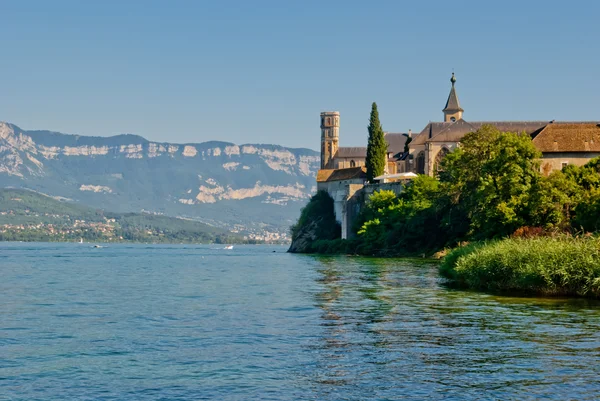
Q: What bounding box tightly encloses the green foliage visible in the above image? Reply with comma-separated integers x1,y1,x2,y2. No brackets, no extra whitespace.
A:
355,177,447,256
351,127,600,257
527,171,579,229
294,125,600,266
290,190,341,242
439,125,542,239
440,237,600,298
572,189,600,232
402,133,412,154
366,102,387,183
352,189,397,233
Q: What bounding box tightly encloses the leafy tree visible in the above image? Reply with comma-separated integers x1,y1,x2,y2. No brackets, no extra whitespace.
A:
402,133,412,154
563,156,600,231
290,190,341,243
356,176,446,255
366,102,388,183
439,125,542,239
528,171,580,229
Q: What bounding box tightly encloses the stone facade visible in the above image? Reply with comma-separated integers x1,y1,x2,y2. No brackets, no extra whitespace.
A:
315,73,600,239
540,153,600,175
317,169,403,239
320,111,339,169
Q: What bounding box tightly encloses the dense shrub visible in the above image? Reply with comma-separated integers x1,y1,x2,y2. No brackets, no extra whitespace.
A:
290,190,341,242
440,237,600,298
356,176,448,256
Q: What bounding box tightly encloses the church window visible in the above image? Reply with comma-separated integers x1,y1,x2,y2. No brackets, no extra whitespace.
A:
416,151,425,175
350,160,356,167
434,147,451,175
450,117,456,122
328,142,332,155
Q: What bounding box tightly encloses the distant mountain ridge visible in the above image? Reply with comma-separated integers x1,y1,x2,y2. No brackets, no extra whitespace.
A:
0,121,319,237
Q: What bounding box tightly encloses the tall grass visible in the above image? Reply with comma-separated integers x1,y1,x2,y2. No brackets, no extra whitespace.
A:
440,237,600,298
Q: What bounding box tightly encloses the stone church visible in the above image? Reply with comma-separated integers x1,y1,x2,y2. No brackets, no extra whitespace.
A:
319,73,600,180
316,73,600,239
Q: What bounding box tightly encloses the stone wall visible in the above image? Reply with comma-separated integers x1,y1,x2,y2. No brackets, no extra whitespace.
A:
319,181,404,239
540,153,600,176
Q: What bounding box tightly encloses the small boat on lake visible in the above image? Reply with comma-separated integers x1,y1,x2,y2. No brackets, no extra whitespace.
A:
224,245,234,250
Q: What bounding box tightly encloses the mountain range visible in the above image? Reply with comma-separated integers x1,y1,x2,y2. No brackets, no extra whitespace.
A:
0,121,319,239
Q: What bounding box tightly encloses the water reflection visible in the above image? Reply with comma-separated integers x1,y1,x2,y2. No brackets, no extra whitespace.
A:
310,256,600,400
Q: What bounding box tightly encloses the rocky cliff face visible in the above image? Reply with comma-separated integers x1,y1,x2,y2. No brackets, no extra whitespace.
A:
0,122,319,238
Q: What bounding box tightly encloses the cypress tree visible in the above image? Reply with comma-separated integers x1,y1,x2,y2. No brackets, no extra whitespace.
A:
366,102,388,183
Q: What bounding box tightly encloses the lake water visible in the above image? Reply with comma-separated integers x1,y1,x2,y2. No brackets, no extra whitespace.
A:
2,243,600,400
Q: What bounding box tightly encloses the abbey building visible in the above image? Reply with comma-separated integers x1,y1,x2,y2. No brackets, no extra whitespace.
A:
319,73,600,180
316,73,600,239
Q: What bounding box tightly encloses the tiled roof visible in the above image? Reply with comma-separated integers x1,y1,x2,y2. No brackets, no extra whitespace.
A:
532,122,600,152
316,169,335,182
321,166,367,182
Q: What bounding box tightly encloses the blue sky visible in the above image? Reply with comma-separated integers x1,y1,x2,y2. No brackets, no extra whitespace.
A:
0,0,598,149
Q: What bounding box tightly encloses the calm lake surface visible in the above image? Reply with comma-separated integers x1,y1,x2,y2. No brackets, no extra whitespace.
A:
2,243,600,400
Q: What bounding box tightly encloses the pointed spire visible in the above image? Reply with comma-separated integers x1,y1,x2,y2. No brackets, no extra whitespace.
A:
443,72,463,113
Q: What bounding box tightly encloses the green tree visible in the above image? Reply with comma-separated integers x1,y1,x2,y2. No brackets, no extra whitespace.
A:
290,190,341,243
439,125,542,238
366,102,388,183
528,171,579,229
356,176,447,255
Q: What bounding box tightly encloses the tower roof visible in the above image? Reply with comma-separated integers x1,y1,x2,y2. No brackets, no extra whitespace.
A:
443,73,464,113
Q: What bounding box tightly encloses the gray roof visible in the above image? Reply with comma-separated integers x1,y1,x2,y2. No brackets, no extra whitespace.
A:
412,122,455,145
384,133,409,154
429,120,548,142
443,85,463,112
335,133,409,159
336,147,367,158
412,119,550,145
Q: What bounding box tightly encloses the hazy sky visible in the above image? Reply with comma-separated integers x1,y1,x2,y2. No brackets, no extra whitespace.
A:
1,0,598,150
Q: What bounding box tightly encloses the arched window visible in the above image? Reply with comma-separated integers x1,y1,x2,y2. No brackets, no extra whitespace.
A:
434,147,451,174
350,160,356,167
416,151,425,175
327,142,332,155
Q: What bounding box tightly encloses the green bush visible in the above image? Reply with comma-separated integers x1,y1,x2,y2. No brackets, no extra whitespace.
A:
310,238,360,255
355,176,446,256
290,190,341,242
440,237,600,298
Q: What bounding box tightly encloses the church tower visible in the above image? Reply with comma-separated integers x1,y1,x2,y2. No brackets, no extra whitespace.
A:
443,73,464,122
320,111,339,169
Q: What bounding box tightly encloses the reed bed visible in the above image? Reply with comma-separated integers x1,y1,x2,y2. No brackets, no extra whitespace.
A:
440,237,600,298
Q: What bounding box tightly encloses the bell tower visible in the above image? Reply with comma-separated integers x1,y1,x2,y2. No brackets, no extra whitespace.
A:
320,111,340,169
443,73,464,122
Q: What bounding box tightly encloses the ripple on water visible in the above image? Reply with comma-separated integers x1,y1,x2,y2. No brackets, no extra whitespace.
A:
1,244,600,400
